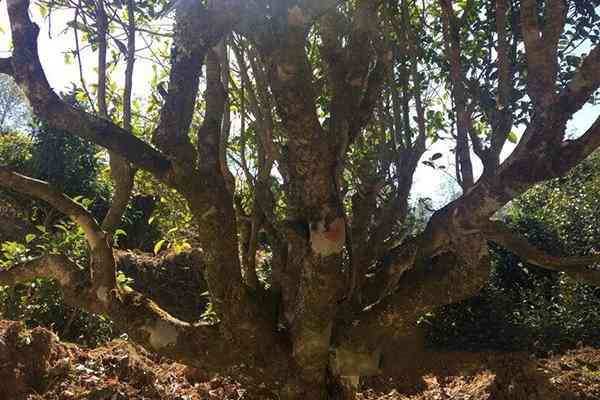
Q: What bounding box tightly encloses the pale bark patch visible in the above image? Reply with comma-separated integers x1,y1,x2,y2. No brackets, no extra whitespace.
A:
141,320,179,349
96,286,109,304
310,217,345,257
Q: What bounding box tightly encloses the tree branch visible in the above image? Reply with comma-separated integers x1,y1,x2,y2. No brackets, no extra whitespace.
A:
321,0,389,144
0,254,235,368
151,3,206,162
485,0,513,171
197,49,226,175
439,0,474,189
448,105,600,231
520,0,564,107
560,114,600,166
438,42,600,231
338,239,492,355
5,0,172,180
72,3,95,111
153,0,249,163
0,174,247,366
520,0,541,52
348,52,391,141
559,44,600,115
231,39,281,289
0,255,88,304
96,0,108,118
0,167,115,294
101,158,135,234
485,220,600,286
101,0,137,234
542,0,565,50
216,39,236,193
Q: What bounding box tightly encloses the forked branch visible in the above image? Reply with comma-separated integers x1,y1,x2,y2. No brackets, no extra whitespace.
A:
0,167,115,293
520,0,565,107
0,168,235,365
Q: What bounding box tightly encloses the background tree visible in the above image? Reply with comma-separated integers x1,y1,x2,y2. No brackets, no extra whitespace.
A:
1,0,600,399
0,74,30,133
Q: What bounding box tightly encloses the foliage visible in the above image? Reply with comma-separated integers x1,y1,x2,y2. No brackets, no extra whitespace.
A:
30,120,102,200
0,213,115,346
0,279,115,347
0,131,32,168
0,75,31,134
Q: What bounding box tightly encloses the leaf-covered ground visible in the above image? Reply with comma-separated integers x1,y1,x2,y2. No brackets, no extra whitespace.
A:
360,349,600,399
2,319,600,400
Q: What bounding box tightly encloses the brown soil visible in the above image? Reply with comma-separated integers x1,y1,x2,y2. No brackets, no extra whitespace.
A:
2,320,600,400
361,349,600,399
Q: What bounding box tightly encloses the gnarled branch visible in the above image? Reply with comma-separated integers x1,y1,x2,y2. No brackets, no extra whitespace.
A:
5,0,171,180
560,114,600,169
152,4,205,162
0,255,88,306
485,220,600,286
0,254,233,368
0,170,245,366
559,44,600,115
337,238,491,357
0,167,115,294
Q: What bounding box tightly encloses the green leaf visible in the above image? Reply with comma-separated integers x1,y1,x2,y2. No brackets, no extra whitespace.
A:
153,239,166,255
507,131,518,144
66,20,92,33
37,4,48,17
114,229,127,237
54,224,68,233
25,234,36,243
75,90,88,104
